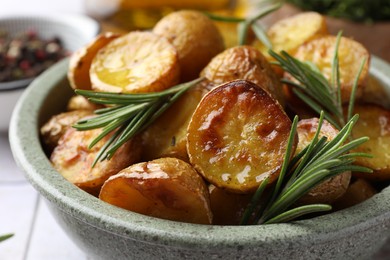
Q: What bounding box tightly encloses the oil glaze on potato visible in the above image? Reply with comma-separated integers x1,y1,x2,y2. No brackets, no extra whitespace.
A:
51,128,141,196
141,80,213,162
295,118,351,205
352,105,390,181
90,31,180,94
153,10,224,81
68,32,120,90
187,80,296,193
201,46,285,106
99,157,212,224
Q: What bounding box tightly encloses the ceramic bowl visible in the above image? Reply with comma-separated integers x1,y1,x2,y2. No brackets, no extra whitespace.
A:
0,14,99,131
9,57,390,259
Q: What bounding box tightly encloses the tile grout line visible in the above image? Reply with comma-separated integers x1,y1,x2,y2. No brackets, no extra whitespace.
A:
22,194,41,260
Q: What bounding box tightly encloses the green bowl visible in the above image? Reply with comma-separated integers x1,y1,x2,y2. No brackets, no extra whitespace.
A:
9,57,390,259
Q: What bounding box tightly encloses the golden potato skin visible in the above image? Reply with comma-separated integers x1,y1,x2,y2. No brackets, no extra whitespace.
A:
40,110,93,152
51,127,141,196
90,31,180,94
99,157,212,224
293,35,370,103
352,105,390,181
295,118,351,205
187,80,296,193
68,32,120,90
153,10,225,81
201,45,285,106
141,80,213,162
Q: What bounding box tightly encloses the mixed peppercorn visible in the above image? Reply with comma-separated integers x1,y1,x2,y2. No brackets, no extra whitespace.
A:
0,30,68,82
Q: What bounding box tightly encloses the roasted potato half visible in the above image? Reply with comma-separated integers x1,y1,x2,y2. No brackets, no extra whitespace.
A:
40,110,93,152
51,128,141,196
201,45,285,106
187,80,296,193
141,80,213,162
68,32,121,90
90,31,180,93
153,10,224,82
295,118,351,205
99,157,212,224
292,35,370,103
352,105,390,181
252,12,328,59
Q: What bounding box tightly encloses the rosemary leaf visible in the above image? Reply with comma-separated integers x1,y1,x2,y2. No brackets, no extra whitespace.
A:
264,204,332,224
0,233,14,242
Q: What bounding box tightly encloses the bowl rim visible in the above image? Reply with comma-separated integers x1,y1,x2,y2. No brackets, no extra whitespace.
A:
9,56,390,249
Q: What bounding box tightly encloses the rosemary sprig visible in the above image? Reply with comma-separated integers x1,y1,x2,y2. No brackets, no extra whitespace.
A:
73,78,204,166
241,113,372,225
0,233,13,242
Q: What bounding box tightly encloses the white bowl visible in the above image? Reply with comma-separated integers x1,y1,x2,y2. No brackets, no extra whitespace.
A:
0,14,100,131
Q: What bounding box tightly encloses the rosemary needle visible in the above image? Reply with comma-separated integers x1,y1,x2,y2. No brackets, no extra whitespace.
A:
73,77,204,166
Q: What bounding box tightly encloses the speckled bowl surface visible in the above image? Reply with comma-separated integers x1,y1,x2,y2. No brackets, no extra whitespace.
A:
9,57,390,260
0,14,99,131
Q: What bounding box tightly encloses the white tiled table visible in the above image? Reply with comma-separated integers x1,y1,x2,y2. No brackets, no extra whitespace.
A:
0,131,87,260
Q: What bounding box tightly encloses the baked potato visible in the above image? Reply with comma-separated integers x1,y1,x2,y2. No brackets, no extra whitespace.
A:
99,157,212,224
68,32,121,90
90,31,180,93
200,45,285,106
40,110,93,152
351,105,390,181
66,95,103,111
153,10,225,81
51,127,141,196
187,80,296,193
292,35,370,103
295,118,351,205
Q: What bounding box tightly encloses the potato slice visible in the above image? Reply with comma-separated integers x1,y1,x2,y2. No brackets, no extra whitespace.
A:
333,178,377,211
51,128,141,196
40,110,93,153
295,118,351,205
252,12,328,58
68,32,120,90
352,105,390,181
200,45,285,106
293,35,370,103
209,184,253,225
99,157,212,224
187,80,296,193
66,95,102,112
153,10,224,81
141,80,213,162
90,31,180,93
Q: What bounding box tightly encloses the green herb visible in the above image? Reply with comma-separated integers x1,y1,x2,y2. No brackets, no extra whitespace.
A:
241,112,372,225
0,233,13,242
268,32,367,130
287,0,390,22
73,78,204,166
